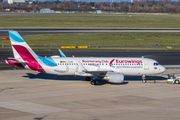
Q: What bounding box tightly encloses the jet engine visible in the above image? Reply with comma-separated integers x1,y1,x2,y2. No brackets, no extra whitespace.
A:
103,73,124,83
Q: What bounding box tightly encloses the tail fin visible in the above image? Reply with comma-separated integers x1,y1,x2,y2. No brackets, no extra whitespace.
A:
8,31,45,72
9,31,36,60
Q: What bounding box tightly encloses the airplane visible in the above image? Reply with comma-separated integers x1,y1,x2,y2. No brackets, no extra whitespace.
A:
5,31,165,85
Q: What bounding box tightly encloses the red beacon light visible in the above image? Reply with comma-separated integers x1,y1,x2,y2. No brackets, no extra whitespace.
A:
2,37,8,40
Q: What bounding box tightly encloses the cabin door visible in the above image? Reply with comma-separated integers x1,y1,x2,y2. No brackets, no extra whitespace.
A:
144,60,149,70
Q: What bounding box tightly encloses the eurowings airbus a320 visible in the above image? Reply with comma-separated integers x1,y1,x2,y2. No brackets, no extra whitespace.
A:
6,31,165,85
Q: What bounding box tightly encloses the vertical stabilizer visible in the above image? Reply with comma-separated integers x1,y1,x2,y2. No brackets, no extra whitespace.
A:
8,31,45,72
9,31,37,60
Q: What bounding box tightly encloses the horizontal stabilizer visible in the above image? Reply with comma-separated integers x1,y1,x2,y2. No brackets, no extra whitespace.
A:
5,58,26,68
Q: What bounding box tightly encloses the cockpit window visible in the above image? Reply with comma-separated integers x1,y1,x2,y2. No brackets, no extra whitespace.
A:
154,63,160,66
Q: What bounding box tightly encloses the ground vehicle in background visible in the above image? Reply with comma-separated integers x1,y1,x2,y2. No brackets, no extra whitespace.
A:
167,74,180,84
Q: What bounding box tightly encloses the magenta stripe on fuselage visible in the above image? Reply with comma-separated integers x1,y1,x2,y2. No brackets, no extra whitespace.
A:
12,45,46,73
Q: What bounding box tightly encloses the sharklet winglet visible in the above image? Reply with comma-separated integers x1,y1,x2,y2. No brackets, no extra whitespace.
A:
58,49,66,58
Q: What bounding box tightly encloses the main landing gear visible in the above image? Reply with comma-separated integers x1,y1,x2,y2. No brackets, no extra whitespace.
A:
90,80,97,85
85,77,97,85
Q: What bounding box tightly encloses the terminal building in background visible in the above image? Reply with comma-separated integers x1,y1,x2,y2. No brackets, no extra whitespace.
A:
40,8,54,13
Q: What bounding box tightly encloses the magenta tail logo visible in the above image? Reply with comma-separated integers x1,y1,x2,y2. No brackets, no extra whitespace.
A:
13,45,46,73
109,59,115,68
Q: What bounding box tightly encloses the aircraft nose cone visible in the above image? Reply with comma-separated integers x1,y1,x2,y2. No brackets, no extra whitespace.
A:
161,66,166,72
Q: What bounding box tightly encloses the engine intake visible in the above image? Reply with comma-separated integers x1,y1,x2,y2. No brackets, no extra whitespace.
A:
103,73,124,83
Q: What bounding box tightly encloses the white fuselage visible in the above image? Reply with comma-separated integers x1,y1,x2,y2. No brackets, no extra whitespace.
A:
27,57,165,76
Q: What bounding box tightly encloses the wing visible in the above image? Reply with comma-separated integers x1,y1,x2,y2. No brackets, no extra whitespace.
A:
85,70,114,76
77,60,114,76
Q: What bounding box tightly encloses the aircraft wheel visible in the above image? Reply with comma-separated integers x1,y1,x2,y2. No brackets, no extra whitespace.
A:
175,80,179,84
90,80,96,85
142,75,146,83
86,77,91,81
142,79,146,83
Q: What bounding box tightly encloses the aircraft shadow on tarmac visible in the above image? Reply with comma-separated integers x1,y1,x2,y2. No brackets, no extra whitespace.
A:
23,73,127,86
23,72,167,86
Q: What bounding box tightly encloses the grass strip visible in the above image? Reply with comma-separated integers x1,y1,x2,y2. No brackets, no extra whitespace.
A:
1,32,180,50
0,14,180,28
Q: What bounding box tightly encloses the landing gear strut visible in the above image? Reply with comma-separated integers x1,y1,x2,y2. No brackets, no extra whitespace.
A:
86,76,97,85
142,75,146,83
90,80,97,85
85,77,91,81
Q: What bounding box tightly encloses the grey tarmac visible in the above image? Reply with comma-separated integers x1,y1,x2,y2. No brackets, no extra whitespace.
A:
0,68,180,120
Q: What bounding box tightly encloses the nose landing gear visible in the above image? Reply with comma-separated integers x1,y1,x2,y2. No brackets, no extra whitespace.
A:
142,75,146,83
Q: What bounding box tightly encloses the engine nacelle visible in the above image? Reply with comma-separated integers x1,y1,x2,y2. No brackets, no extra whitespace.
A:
103,73,124,83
